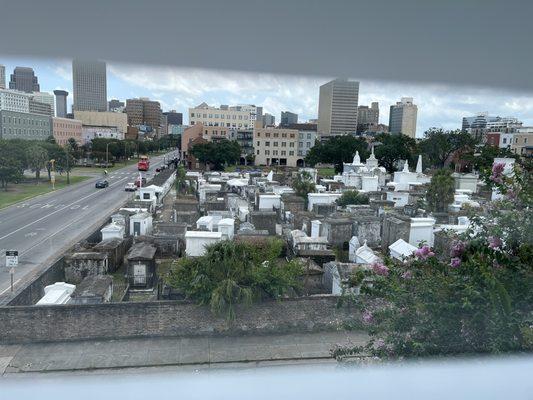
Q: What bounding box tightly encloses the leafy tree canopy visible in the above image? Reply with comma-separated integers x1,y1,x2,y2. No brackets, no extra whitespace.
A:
419,128,477,169
305,135,369,173
374,133,418,173
191,139,241,170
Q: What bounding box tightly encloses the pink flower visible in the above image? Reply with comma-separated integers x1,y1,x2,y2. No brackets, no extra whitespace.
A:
492,162,505,175
372,262,390,277
490,162,505,184
450,257,461,268
401,270,413,280
488,236,502,249
362,311,374,325
374,339,385,349
415,245,434,260
450,241,465,258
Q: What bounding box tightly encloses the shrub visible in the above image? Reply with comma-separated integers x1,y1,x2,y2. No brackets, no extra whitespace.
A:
166,239,302,319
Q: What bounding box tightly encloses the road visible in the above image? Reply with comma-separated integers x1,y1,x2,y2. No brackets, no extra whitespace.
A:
0,152,175,299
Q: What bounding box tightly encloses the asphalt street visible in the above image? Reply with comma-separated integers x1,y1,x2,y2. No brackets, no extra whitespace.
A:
0,152,176,299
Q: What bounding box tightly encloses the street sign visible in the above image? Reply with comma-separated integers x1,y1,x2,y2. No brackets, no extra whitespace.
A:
6,250,18,268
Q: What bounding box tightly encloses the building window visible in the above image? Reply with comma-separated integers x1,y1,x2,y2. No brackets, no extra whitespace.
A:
274,133,279,138
274,142,278,147
265,150,270,155
299,141,303,147
306,142,310,148
290,134,295,138
273,150,278,155
289,151,294,156
257,150,259,155
289,142,294,147
191,112,195,117
257,141,260,146
265,141,270,147
281,142,286,147
282,133,287,138
266,132,270,137
307,133,311,139
281,151,286,156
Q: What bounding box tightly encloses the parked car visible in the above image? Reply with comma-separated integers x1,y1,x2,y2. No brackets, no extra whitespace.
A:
95,180,109,189
134,177,147,187
155,167,161,172
124,182,136,192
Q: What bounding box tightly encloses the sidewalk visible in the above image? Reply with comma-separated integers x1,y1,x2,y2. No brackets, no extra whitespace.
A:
0,331,367,375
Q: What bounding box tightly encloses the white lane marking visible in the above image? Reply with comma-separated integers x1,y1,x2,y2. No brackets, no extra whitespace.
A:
82,205,89,210
0,279,21,295
0,176,129,242
41,203,54,209
24,232,37,238
70,205,80,210
29,203,42,209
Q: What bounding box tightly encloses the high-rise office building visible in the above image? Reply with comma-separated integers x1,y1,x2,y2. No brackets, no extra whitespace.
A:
9,66,40,93
163,110,183,125
72,59,107,111
389,97,418,138
126,98,162,132
0,65,5,89
318,78,359,136
357,102,379,133
30,92,55,116
54,90,68,118
262,113,275,127
280,111,298,126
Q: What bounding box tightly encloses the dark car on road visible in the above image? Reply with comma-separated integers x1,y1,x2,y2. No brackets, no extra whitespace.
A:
95,180,109,188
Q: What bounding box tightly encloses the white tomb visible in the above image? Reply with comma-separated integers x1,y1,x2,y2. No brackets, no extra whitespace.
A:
130,212,153,237
409,217,436,247
185,231,223,257
101,222,125,240
389,239,417,261
36,282,76,305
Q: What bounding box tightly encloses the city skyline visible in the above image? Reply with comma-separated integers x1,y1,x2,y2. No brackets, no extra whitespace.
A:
2,56,533,137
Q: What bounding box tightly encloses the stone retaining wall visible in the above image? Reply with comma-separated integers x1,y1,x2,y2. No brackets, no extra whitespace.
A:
0,296,358,344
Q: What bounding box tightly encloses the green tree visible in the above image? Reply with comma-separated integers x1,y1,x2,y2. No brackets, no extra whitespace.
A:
55,147,76,184
25,144,49,182
463,144,517,179
374,133,418,173
191,139,241,170
426,168,455,212
166,239,302,319
419,128,477,168
292,171,316,207
0,141,24,190
336,190,370,207
305,135,369,173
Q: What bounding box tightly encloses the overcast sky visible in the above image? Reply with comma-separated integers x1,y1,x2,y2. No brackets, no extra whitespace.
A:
3,56,533,137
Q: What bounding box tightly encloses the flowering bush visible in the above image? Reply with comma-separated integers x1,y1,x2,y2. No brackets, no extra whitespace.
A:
335,160,533,359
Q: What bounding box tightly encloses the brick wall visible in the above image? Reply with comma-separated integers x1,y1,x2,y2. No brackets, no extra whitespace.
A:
0,296,358,344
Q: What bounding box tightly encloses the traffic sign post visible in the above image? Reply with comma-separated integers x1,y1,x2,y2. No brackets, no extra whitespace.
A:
6,250,18,293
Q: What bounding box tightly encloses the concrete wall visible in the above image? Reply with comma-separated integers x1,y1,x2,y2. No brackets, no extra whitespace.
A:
0,296,357,344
